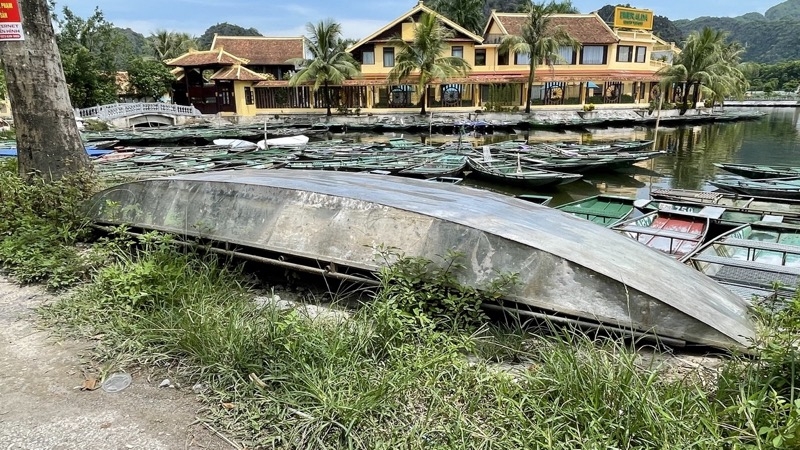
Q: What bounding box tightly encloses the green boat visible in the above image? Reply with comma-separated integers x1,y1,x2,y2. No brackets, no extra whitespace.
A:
466,157,583,188
556,195,636,226
398,154,467,179
686,221,800,301
715,163,800,179
634,199,775,226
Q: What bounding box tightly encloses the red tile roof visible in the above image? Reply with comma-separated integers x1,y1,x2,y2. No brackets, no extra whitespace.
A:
211,36,304,65
494,13,618,45
210,65,269,81
166,49,249,67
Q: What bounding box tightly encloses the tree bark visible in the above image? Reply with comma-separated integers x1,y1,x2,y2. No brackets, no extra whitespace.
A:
324,80,331,117
419,87,426,115
525,63,535,114
0,0,89,180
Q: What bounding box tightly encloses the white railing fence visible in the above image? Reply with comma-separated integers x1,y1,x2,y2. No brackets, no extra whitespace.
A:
76,102,202,121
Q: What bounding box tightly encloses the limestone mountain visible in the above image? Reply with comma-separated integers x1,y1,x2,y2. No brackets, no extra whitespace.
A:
765,0,800,20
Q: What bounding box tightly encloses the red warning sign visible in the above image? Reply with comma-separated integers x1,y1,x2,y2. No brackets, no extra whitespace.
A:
0,1,24,41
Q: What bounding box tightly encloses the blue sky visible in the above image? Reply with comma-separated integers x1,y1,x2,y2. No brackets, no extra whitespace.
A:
53,0,773,40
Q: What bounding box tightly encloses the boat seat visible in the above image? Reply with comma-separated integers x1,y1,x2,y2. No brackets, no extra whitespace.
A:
617,225,701,241
698,206,726,219
691,254,800,276
761,215,785,223
558,206,627,218
721,238,800,254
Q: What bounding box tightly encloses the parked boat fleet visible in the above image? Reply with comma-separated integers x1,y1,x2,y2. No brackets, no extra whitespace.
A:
64,132,800,306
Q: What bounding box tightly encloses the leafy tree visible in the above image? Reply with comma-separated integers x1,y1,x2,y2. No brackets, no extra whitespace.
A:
658,27,747,113
484,0,530,16
147,30,197,61
127,58,175,100
429,0,485,34
55,7,131,107
387,12,471,115
288,20,359,117
700,42,750,108
0,0,88,179
197,23,261,50
498,1,579,113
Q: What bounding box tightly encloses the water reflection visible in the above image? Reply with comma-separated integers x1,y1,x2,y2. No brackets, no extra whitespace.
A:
328,108,800,206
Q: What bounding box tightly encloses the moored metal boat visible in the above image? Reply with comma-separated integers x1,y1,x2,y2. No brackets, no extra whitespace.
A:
611,209,714,261
710,176,800,199
557,195,636,226
86,169,754,350
466,157,583,188
714,163,800,179
651,188,800,219
685,221,800,301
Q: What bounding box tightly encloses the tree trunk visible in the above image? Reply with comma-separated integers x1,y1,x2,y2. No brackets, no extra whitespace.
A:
691,82,700,109
0,0,89,181
525,63,536,114
419,88,426,115
679,81,689,115
324,80,332,117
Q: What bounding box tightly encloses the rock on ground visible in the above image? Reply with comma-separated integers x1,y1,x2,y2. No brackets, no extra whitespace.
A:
0,278,226,450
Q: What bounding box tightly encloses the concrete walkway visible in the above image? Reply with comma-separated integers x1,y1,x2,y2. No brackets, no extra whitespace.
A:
0,278,226,450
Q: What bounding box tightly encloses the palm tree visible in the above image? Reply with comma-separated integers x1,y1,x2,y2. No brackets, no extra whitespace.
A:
148,30,197,61
700,42,751,109
498,2,579,113
387,12,471,115
428,0,485,35
288,20,360,117
657,27,744,114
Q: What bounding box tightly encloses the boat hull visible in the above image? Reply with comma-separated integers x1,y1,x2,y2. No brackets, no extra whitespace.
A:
86,170,754,350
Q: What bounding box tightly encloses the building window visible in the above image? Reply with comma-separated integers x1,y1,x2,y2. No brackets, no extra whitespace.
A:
498,50,509,65
475,48,486,66
244,87,254,105
515,52,531,65
451,46,463,58
635,46,647,63
616,45,633,62
363,50,375,65
555,46,575,65
383,47,394,67
581,45,606,65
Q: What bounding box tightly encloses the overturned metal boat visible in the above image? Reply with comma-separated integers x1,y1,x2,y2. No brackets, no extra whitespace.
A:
86,169,755,350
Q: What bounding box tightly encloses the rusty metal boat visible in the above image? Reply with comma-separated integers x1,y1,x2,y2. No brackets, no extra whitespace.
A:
86,169,755,350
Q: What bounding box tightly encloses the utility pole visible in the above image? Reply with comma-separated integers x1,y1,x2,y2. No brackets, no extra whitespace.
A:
0,0,89,180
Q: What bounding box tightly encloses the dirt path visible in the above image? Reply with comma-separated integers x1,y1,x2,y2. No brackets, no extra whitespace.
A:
0,278,227,450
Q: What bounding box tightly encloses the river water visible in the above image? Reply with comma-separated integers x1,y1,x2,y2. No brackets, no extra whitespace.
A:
331,107,800,206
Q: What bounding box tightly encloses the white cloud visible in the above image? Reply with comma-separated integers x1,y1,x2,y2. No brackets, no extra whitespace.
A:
338,18,390,41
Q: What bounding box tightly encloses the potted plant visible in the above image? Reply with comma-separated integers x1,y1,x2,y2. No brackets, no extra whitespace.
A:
578,103,596,119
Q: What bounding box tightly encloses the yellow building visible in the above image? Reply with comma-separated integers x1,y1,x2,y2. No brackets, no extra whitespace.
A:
167,2,675,115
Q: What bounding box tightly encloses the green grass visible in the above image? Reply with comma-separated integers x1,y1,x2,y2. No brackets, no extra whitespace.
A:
37,235,800,449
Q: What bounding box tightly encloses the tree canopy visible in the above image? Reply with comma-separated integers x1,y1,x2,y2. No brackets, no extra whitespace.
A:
197,23,261,50
387,12,471,115
288,20,360,117
55,6,131,108
596,4,684,46
499,1,578,113
147,30,197,61
428,0,485,35
127,58,175,100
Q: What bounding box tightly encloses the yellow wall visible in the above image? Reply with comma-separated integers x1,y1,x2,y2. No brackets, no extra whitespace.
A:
359,42,480,76
233,81,258,116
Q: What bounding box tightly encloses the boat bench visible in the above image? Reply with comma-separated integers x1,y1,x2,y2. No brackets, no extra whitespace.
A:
721,238,800,254
558,206,626,219
691,254,800,276
617,225,700,241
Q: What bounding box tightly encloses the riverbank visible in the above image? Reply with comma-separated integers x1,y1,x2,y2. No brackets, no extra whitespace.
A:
219,107,766,134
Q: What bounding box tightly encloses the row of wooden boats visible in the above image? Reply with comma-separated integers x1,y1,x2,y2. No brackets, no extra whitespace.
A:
91,137,664,185
540,188,800,302
710,163,800,199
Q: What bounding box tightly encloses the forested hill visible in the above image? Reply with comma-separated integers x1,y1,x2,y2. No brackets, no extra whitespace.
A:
674,0,800,63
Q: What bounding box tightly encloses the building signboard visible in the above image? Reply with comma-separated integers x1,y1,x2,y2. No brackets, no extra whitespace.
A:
0,0,23,41
613,6,653,31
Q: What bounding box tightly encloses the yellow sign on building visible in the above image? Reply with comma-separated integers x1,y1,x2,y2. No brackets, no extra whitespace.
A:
613,6,653,30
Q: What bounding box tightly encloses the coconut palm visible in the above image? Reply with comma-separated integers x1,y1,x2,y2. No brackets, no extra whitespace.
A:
700,42,751,109
657,27,744,114
387,12,471,115
498,1,579,113
148,30,197,61
288,20,360,117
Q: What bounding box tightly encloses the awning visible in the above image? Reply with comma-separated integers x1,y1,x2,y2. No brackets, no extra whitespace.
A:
587,81,600,89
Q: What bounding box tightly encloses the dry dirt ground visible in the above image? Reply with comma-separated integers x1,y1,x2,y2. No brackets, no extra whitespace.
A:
0,277,228,450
